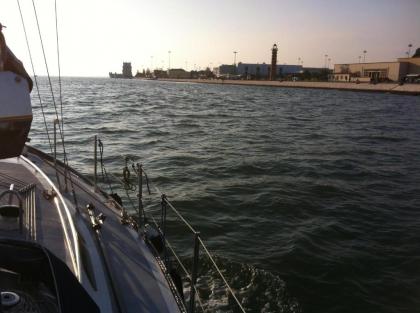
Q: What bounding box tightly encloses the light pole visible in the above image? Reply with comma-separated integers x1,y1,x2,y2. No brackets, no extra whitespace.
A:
324,54,328,68
408,44,413,57
233,51,237,66
328,58,331,69
168,50,171,70
363,50,367,62
298,57,301,65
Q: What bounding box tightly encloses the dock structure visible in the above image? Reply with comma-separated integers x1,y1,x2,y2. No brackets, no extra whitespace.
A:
159,78,420,95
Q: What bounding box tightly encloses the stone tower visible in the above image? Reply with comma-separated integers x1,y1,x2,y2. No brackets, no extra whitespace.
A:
270,44,278,81
122,62,133,78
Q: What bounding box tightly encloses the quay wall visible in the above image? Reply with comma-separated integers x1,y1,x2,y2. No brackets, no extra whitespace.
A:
157,79,420,95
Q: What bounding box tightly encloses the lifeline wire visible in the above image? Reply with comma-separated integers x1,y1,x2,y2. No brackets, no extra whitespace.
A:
152,184,245,312
199,237,246,312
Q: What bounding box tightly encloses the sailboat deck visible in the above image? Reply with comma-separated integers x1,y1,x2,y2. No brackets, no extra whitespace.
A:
0,158,71,264
0,147,183,313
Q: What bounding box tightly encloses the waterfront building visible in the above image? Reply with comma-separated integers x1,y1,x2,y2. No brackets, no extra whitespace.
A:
331,62,404,82
236,63,302,79
302,67,329,75
331,48,420,82
218,43,304,80
134,70,145,78
218,64,236,76
168,68,190,79
153,69,168,78
212,67,220,76
397,48,420,82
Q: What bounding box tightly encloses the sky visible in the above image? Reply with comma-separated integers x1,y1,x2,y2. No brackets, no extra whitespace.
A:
1,0,419,77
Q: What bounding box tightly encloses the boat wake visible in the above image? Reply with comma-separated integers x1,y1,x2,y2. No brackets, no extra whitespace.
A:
180,255,301,313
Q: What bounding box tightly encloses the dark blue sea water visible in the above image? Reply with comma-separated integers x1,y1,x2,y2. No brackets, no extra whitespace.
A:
31,78,420,313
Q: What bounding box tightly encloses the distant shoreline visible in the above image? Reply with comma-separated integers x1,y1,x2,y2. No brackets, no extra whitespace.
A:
154,79,420,96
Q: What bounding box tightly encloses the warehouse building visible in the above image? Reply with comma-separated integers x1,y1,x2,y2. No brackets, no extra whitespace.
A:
331,48,420,82
217,63,302,79
236,63,302,79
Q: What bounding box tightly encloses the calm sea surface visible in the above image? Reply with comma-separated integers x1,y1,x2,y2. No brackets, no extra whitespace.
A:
31,78,420,313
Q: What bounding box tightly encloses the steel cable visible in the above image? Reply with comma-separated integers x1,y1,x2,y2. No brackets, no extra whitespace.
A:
30,0,79,209
16,0,53,154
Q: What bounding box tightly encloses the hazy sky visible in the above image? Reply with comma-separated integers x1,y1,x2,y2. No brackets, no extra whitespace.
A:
1,0,419,77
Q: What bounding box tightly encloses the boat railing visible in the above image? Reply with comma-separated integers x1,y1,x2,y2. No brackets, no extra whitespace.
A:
93,136,246,313
19,183,36,240
156,193,246,313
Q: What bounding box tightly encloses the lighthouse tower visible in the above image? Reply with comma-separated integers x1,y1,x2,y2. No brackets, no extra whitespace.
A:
270,44,278,81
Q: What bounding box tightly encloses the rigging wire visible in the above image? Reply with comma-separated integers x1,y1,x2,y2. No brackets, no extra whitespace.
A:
16,0,53,154
30,0,79,208
31,0,66,153
31,0,59,119
54,0,64,132
53,0,68,183
30,0,66,153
